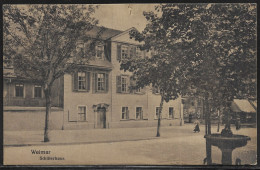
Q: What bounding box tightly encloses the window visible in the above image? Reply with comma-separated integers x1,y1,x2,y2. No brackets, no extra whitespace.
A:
122,107,129,120
97,73,105,91
121,45,128,59
15,83,24,97
73,71,90,91
78,106,86,121
93,72,109,93
155,107,161,119
136,107,143,120
34,85,42,98
121,77,127,93
96,45,104,59
78,72,86,90
116,75,129,93
169,107,174,119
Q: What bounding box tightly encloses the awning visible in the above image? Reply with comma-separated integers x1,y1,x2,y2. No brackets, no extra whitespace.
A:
249,100,257,110
231,99,256,113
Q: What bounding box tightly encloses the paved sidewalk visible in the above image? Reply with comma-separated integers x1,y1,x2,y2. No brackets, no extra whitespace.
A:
4,124,204,146
4,124,254,147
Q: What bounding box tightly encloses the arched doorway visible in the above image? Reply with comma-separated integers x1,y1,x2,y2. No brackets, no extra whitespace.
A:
97,107,106,128
93,103,109,129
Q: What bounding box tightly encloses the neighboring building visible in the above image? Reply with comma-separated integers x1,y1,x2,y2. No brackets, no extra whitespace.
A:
3,68,64,108
4,26,183,130
230,99,256,124
182,97,204,123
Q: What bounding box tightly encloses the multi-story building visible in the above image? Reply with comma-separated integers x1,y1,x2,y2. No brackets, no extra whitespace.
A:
3,26,184,130
62,26,183,129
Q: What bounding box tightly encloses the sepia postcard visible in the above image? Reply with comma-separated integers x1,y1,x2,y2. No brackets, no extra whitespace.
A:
2,3,257,166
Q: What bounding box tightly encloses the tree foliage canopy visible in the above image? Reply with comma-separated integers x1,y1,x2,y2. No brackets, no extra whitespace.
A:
3,4,99,86
121,4,256,107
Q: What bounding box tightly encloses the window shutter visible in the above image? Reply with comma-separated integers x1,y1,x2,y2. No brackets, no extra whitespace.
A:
73,72,78,91
130,76,135,93
129,46,133,58
127,46,130,59
102,45,105,59
116,76,121,93
104,44,108,60
126,76,130,93
92,73,96,93
105,73,109,92
86,72,90,91
68,110,77,122
94,45,97,58
117,44,121,61
95,73,98,92
141,110,144,120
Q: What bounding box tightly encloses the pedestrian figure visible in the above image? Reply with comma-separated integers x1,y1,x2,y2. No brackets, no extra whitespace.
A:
235,117,241,130
193,120,200,133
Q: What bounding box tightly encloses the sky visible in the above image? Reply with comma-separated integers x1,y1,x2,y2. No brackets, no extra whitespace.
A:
93,4,158,32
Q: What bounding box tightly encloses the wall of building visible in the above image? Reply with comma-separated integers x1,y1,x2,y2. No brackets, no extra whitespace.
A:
63,70,112,129
4,109,63,131
3,77,63,107
62,29,183,130
108,39,183,128
147,89,183,123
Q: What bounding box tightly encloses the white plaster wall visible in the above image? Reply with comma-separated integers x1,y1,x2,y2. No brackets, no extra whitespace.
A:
63,72,112,128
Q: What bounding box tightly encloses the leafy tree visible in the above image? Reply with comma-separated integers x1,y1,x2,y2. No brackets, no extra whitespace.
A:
3,4,99,142
121,4,256,137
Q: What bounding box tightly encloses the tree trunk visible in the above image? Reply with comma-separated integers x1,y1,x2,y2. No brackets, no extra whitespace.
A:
205,94,212,164
156,94,164,137
44,85,52,142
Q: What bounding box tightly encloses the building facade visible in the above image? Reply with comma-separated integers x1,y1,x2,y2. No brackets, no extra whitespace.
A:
3,68,63,108
3,26,184,130
62,27,184,129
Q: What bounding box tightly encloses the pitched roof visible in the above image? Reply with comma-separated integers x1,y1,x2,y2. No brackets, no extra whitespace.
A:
231,99,256,113
84,26,123,40
87,59,112,70
109,27,137,40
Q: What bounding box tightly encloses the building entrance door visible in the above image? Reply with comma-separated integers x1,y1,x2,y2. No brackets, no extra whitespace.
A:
97,107,106,128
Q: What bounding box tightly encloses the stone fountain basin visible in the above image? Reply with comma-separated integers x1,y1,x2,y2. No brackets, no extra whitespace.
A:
205,134,251,150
